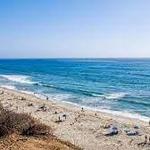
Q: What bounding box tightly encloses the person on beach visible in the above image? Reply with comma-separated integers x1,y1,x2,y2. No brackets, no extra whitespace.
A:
144,135,148,144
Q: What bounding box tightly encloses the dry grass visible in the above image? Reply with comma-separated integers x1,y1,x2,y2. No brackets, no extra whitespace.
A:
0,103,82,150
0,104,52,137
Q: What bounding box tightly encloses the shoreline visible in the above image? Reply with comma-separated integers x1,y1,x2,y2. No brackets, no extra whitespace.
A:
0,87,150,150
1,86,149,123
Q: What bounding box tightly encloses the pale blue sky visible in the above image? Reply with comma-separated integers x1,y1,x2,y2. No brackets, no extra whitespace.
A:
0,0,150,58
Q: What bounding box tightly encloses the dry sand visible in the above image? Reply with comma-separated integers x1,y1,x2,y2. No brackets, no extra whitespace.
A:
0,87,150,150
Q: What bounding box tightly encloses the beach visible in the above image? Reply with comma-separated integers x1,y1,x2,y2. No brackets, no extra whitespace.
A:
0,87,150,150
1,0,150,148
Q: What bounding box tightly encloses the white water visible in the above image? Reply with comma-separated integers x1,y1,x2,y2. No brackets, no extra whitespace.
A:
0,75,35,84
0,85,17,90
103,92,127,100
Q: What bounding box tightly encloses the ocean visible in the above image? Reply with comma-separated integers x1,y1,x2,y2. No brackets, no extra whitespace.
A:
0,59,149,121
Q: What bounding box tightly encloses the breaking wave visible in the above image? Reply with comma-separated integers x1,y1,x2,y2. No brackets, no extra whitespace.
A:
0,75,35,84
103,92,127,100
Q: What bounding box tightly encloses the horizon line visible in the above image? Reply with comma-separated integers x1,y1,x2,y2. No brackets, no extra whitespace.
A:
0,57,150,59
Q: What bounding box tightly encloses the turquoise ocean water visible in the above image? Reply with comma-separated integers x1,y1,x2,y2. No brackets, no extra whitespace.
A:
0,59,149,121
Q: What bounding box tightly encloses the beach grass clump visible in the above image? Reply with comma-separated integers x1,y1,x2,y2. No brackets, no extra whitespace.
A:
0,103,52,137
22,122,51,136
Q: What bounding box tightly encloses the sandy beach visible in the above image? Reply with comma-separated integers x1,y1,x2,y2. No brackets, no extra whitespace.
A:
0,87,150,150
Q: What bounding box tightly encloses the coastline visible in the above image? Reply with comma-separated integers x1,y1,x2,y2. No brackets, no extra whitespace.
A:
0,87,150,150
1,85,149,123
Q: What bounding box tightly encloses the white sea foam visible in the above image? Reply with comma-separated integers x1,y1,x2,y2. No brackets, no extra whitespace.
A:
0,85,17,90
91,93,102,97
96,108,150,122
0,75,35,84
46,93,72,101
104,92,127,100
20,90,35,95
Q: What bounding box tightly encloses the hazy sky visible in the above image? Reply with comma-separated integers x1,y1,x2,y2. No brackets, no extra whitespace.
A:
0,0,150,58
